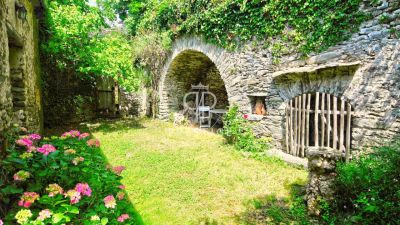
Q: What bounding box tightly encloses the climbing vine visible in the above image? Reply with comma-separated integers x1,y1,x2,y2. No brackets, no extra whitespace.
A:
101,0,367,55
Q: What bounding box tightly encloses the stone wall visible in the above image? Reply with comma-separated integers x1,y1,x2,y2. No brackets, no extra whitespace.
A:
120,87,149,118
0,0,42,134
159,0,400,156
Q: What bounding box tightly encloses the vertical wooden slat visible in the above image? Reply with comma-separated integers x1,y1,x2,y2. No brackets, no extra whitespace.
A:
321,93,325,147
289,99,294,154
333,96,338,150
346,102,352,162
339,98,345,153
326,94,331,148
285,101,289,153
301,94,306,157
294,97,298,155
306,93,311,152
314,92,319,147
297,95,302,156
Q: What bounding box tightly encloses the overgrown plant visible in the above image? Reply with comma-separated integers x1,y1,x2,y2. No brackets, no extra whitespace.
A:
220,105,268,152
329,141,400,224
41,0,143,92
102,0,366,54
0,130,137,224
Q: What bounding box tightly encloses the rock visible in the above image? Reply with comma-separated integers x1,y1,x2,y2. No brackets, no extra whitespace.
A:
306,51,342,65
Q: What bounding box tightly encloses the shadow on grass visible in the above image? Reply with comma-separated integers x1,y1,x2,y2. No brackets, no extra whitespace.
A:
43,119,146,225
44,118,146,136
236,181,316,225
88,118,146,133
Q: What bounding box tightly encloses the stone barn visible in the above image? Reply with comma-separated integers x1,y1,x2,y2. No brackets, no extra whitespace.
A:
0,0,43,136
159,1,400,159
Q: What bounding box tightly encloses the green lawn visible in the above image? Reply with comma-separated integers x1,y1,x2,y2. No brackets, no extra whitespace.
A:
91,119,307,225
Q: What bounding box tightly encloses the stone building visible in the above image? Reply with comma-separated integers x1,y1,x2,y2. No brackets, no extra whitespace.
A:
159,1,400,159
0,0,43,134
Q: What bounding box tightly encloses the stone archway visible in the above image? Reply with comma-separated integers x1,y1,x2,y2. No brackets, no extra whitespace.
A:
158,37,234,120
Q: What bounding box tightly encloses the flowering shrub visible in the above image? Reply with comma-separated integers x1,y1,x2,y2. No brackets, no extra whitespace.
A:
220,105,269,152
0,130,136,224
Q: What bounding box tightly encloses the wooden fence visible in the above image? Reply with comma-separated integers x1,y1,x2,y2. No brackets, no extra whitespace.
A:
285,92,352,161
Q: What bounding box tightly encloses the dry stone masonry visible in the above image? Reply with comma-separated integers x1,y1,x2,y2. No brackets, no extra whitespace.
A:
0,0,42,135
159,0,400,158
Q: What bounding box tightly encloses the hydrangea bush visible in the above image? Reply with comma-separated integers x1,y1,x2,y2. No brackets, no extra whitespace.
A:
0,130,136,224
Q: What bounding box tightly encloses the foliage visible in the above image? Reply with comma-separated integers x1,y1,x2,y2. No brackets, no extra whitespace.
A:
329,142,400,224
41,0,142,92
103,0,366,55
220,105,268,152
0,130,137,224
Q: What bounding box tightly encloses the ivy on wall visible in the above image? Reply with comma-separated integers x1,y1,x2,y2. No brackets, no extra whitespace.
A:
101,0,367,55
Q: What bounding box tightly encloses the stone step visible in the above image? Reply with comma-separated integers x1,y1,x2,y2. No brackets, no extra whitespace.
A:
13,101,26,107
11,87,25,93
12,95,25,101
11,73,23,82
11,82,25,88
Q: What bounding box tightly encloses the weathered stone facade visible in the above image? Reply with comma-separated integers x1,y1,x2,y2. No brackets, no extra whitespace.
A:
120,87,149,118
0,0,42,133
159,1,400,157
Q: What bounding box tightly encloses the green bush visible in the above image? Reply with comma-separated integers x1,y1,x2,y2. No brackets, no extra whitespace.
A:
0,130,137,224
331,141,400,224
220,105,268,152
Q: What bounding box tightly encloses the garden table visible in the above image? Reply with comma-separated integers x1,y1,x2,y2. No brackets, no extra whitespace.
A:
210,109,228,128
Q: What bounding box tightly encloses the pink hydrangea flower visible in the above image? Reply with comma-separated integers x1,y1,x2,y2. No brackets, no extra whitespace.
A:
65,190,81,204
37,209,52,221
18,192,39,208
27,146,36,153
0,218,3,225
64,149,76,155
61,130,80,138
87,139,100,147
117,192,125,200
117,214,130,222
13,170,30,181
28,134,41,140
46,184,64,197
104,195,116,208
15,138,33,147
118,185,125,190
75,183,92,197
72,156,84,165
78,132,90,140
112,166,126,175
37,144,56,155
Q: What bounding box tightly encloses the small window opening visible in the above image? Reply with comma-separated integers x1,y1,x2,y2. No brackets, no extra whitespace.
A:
249,96,267,116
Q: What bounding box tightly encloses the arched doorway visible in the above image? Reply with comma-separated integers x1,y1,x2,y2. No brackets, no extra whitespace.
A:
160,50,229,125
285,92,353,159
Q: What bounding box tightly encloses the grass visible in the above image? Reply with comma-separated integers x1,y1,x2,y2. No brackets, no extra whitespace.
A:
90,119,308,225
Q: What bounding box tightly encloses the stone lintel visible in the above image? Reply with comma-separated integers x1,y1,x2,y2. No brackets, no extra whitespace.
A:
272,61,361,79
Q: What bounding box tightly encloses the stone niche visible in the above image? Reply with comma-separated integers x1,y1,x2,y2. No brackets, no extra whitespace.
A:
247,94,267,121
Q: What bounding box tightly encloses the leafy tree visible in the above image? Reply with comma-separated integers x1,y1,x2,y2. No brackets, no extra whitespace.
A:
41,0,142,92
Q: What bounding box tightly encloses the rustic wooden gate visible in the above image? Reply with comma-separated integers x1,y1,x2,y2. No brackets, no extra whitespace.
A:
285,92,352,160
96,77,120,117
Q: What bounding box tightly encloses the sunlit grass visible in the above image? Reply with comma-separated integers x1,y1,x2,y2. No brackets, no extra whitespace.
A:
92,119,307,225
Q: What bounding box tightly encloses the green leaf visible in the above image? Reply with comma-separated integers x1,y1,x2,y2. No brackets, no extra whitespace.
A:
1,185,23,194
101,217,108,225
52,213,64,223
